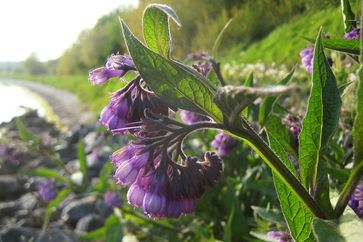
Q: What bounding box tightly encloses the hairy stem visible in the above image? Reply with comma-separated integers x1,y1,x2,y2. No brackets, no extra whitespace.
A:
334,161,363,218
227,121,328,219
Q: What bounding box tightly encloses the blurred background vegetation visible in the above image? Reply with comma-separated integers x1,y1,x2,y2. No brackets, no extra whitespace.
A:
0,0,359,113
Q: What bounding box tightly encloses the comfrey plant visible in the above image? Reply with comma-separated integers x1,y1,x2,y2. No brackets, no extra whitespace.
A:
89,1,363,241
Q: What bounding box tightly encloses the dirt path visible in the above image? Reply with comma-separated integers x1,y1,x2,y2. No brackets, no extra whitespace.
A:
0,78,93,131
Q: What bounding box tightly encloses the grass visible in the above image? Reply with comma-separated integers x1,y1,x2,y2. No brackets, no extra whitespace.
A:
222,7,345,65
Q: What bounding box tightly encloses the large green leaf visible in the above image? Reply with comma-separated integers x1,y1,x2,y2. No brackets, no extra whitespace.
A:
340,0,356,33
312,210,363,242
267,116,315,242
305,38,360,55
121,20,223,121
299,29,341,216
312,218,345,242
143,4,181,57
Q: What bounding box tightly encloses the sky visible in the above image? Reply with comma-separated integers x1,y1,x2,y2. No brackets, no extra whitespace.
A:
0,0,139,62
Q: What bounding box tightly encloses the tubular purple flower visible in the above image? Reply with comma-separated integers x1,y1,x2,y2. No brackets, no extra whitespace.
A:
89,55,136,85
127,169,154,208
111,145,137,167
89,67,125,85
165,200,183,218
299,47,314,73
104,190,123,207
348,181,363,218
211,132,238,156
106,54,135,70
38,179,57,203
100,78,169,134
113,151,150,185
343,28,360,40
180,110,208,125
143,178,167,218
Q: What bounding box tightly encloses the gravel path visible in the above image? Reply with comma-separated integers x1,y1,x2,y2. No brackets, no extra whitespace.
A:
0,78,93,131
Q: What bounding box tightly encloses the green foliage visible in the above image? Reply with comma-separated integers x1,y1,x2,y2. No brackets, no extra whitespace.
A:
26,168,69,183
233,7,344,65
77,140,88,186
121,20,223,121
267,116,315,242
143,4,181,57
340,0,356,32
299,29,341,216
43,188,72,229
312,210,363,242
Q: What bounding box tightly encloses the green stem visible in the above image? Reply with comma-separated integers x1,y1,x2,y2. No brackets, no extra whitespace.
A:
227,123,328,219
333,161,363,218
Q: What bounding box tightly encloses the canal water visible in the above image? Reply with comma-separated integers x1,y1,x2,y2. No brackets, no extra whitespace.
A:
0,80,58,125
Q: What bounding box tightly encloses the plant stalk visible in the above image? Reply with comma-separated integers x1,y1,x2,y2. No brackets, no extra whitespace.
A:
333,161,363,218
228,123,328,219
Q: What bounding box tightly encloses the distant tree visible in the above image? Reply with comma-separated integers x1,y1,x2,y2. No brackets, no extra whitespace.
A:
23,53,47,75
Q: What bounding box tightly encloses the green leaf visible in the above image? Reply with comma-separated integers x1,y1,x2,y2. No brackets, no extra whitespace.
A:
43,188,72,229
299,29,341,216
77,140,88,186
251,205,285,224
15,118,40,144
312,218,345,242
121,20,223,121
267,121,315,242
305,38,360,55
26,168,69,183
143,4,181,57
258,68,295,126
80,227,106,240
312,210,363,242
223,206,235,242
212,19,232,57
338,210,363,240
340,0,356,33
105,215,123,242
265,114,298,164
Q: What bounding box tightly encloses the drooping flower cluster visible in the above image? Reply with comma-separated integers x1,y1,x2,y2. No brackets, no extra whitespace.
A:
38,179,57,203
90,54,224,218
89,55,169,134
211,132,238,156
104,190,123,208
299,47,314,73
111,123,224,218
343,28,360,40
267,231,292,242
348,181,363,218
